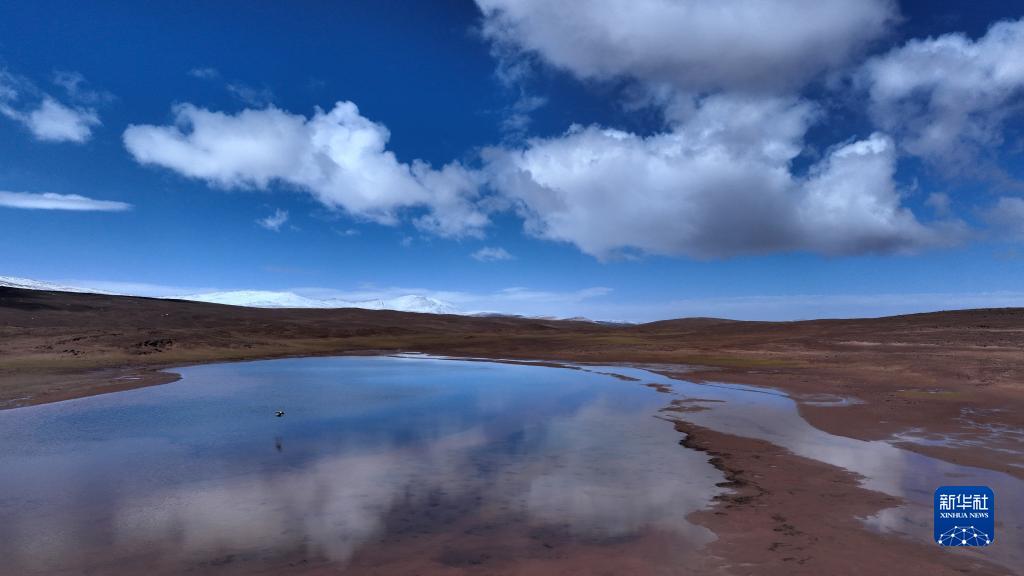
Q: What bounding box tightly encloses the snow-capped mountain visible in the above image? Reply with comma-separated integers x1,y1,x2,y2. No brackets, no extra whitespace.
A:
1,276,461,315
0,275,113,294
372,295,460,315
178,290,329,309
2,276,615,320
175,290,461,315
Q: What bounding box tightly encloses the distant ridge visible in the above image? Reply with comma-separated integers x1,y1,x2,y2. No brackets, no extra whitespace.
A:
0,275,620,322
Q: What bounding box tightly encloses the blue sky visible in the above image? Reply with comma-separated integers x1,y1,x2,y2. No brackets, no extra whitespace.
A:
2,0,1024,321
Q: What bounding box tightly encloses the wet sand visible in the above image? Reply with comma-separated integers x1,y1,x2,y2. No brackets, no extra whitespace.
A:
2,287,1022,574
674,421,1010,575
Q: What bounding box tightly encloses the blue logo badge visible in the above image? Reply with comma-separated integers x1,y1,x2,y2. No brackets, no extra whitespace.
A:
934,486,994,546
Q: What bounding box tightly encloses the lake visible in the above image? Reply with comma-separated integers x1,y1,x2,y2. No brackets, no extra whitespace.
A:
0,355,1019,574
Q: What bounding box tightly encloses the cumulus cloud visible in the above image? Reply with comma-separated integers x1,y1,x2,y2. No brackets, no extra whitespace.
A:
119,72,965,260
471,246,515,261
797,135,955,254
0,190,131,211
859,18,1024,162
257,208,288,231
476,0,895,94
486,95,958,259
468,3,970,260
123,102,488,237
0,70,101,143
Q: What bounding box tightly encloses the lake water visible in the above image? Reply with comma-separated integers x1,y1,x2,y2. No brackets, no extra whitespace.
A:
0,355,1020,574
0,356,724,575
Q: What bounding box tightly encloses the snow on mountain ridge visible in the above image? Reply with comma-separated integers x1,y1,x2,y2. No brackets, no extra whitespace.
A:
382,295,460,314
1,277,460,315
0,276,113,294
178,290,327,308
175,290,461,314
2,276,608,320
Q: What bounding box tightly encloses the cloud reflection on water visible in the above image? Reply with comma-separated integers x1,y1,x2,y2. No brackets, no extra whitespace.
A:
0,357,722,574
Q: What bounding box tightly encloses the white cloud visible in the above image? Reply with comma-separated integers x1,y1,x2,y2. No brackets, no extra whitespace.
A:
859,17,1024,161
983,196,1024,241
502,93,547,138
797,135,954,255
226,83,274,107
188,67,220,80
926,192,951,215
492,286,611,302
189,67,274,106
0,77,15,102
472,3,979,260
21,97,100,143
471,246,516,261
257,208,288,231
0,70,101,143
0,191,130,211
409,161,488,236
486,95,959,259
123,102,488,237
476,0,895,93
52,70,112,105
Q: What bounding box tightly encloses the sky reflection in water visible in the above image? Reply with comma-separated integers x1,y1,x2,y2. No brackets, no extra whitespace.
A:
0,356,721,574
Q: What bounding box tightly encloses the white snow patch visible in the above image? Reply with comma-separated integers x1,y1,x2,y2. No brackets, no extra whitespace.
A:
0,275,113,294
174,290,461,315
